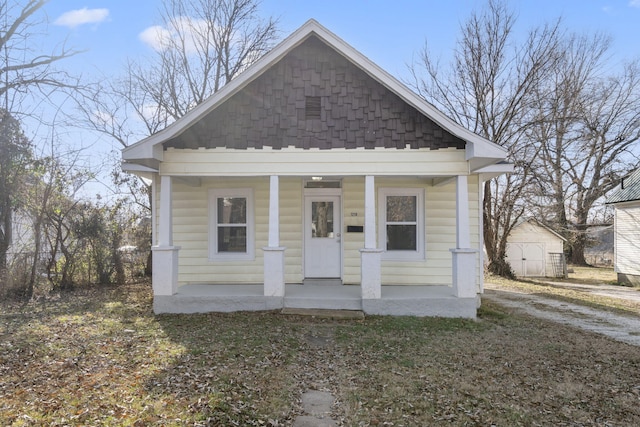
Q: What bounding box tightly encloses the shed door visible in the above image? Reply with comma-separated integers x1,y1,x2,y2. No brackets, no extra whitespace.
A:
506,243,545,277
304,195,342,278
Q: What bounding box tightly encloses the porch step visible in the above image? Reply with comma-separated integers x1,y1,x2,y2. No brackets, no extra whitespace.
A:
302,278,343,286
284,284,362,310
281,308,365,319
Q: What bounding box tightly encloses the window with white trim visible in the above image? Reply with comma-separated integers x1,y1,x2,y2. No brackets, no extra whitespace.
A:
378,188,425,260
209,188,254,261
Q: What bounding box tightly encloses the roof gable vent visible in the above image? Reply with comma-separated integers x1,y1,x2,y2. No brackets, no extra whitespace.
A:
305,96,321,119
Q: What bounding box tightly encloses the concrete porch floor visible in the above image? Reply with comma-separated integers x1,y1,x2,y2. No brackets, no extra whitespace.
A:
153,284,479,318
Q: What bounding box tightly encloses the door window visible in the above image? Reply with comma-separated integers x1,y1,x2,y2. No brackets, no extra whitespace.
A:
311,201,334,238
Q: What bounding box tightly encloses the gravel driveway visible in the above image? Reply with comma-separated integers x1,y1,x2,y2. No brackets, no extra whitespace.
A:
483,282,640,347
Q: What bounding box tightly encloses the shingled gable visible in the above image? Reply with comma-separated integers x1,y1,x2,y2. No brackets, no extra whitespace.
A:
164,35,466,151
122,19,507,170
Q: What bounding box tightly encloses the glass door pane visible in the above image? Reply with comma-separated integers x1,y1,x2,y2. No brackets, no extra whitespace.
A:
311,201,334,238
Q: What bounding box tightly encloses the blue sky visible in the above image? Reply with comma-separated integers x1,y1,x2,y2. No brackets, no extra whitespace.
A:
43,0,640,82
28,0,640,196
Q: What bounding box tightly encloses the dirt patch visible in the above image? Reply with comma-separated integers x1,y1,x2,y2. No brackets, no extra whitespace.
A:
483,287,640,347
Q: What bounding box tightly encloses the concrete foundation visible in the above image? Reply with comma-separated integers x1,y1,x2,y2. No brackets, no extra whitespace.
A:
618,273,640,287
152,284,478,318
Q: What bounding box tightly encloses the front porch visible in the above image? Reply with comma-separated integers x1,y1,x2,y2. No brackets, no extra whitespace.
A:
152,174,481,317
153,283,479,318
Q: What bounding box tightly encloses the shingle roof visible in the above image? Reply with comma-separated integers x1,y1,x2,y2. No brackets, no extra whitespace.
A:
606,169,640,204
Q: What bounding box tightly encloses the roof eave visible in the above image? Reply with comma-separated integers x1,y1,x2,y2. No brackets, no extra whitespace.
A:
475,162,514,181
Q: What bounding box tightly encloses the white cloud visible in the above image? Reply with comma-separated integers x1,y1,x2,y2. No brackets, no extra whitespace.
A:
54,8,109,29
139,25,174,51
139,17,210,53
630,0,640,8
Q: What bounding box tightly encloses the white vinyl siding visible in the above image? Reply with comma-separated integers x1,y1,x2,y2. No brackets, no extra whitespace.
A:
163,173,480,288
342,177,365,284
378,176,480,286
614,203,640,276
280,177,303,282
172,177,267,284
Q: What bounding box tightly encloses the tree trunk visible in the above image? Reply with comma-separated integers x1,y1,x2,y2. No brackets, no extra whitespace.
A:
144,251,152,277
570,209,590,266
570,232,589,265
483,181,516,278
24,216,43,301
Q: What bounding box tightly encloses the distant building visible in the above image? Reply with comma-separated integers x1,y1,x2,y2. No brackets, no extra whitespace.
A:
506,218,566,277
606,169,640,286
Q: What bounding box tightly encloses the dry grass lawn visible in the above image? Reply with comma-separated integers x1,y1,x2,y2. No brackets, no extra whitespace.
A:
561,265,618,285
487,265,640,316
1,281,639,426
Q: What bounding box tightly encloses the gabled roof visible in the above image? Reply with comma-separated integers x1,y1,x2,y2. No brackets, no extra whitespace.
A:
607,169,640,204
511,218,567,242
122,19,508,172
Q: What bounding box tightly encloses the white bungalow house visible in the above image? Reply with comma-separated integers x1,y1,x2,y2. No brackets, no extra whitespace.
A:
607,169,640,286
121,20,511,317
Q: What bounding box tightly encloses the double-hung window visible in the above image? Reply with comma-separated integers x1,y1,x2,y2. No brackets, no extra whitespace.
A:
378,188,425,261
209,188,254,261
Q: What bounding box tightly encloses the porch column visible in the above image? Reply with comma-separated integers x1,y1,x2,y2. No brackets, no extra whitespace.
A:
152,175,180,296
263,175,286,297
360,175,383,299
450,175,478,298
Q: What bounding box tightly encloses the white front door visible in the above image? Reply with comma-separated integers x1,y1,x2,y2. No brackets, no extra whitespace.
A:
304,195,342,278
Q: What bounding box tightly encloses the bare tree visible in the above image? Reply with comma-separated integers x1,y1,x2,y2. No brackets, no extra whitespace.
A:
77,0,278,275
1,0,80,116
410,0,561,276
528,33,612,231
531,48,640,264
0,0,83,289
81,0,278,143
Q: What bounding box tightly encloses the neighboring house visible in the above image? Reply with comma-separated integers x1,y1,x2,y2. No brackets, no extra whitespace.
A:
606,169,640,286
121,20,511,317
506,218,566,277
6,211,35,265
